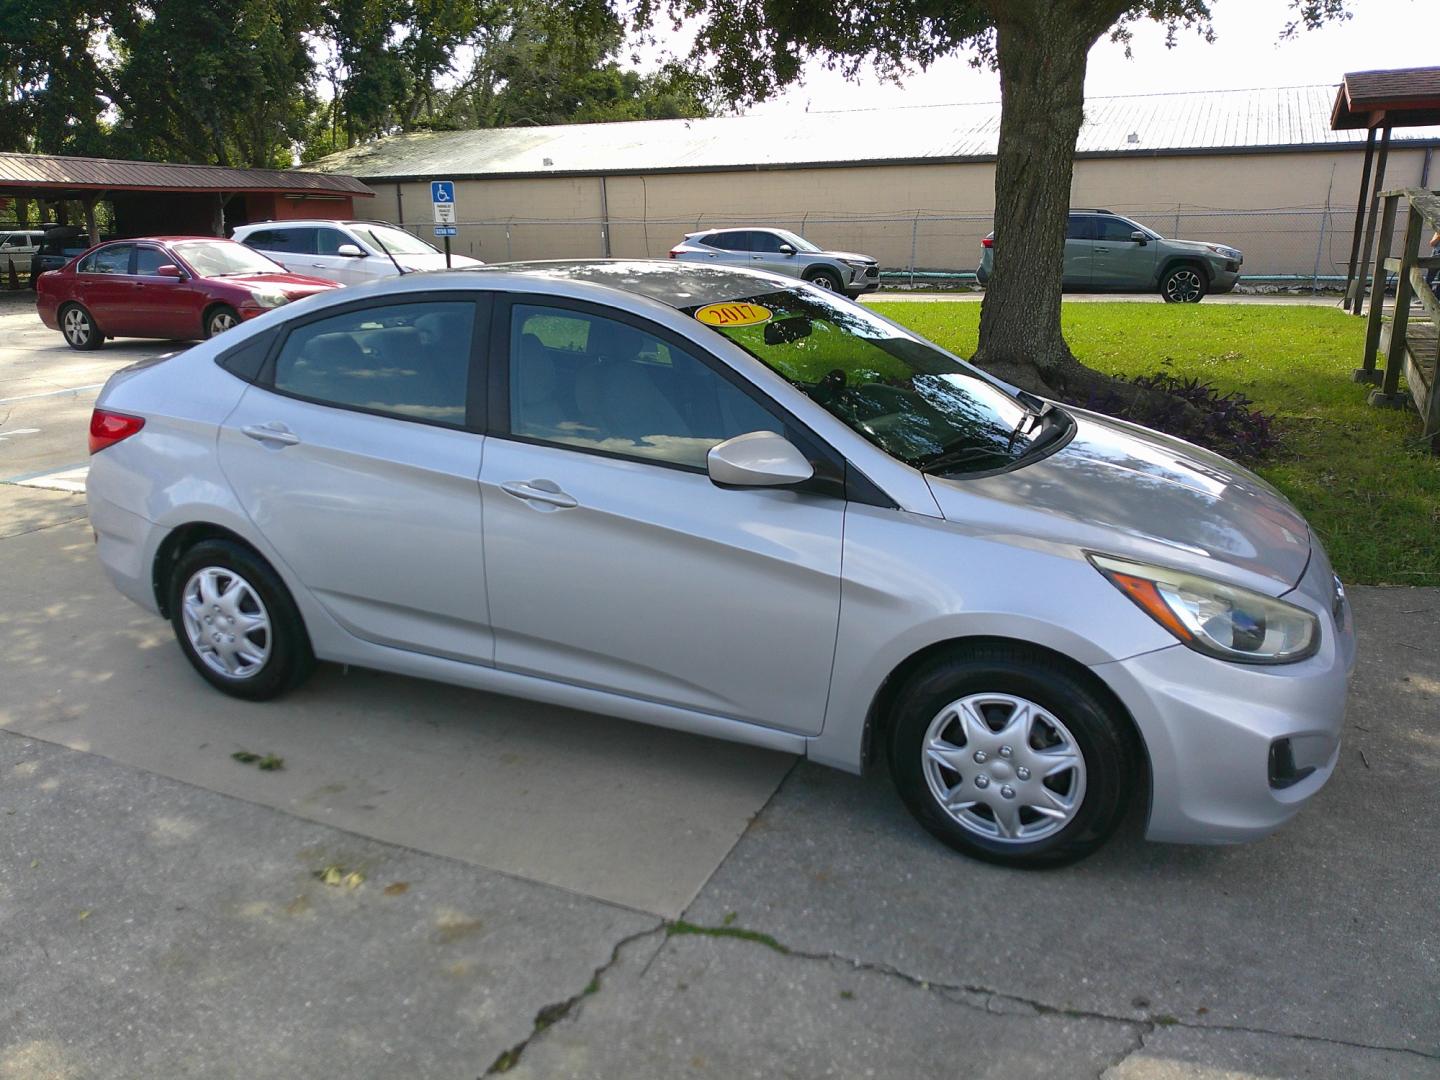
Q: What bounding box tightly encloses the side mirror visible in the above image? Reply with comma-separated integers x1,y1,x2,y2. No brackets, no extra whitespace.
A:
707,430,814,488
777,243,795,255
155,263,184,278
336,243,366,257
1130,231,1148,245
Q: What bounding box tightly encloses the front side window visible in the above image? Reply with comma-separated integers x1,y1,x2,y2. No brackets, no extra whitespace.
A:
272,301,474,425
134,246,169,276
1096,217,1143,242
508,303,781,468
81,245,133,274
686,288,1071,475
315,228,355,256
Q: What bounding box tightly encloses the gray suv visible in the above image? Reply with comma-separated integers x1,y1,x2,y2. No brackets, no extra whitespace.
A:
977,210,1243,303
670,227,880,297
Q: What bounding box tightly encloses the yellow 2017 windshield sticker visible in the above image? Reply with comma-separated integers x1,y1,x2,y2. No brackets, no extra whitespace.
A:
694,302,772,328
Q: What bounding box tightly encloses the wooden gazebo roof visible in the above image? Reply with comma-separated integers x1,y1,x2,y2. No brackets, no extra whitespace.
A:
1332,67,1440,130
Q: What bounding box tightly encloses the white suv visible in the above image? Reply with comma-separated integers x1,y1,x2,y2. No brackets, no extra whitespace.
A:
232,219,481,285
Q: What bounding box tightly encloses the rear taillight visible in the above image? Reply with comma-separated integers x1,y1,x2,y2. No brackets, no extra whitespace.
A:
89,409,144,454
981,237,994,249
668,248,680,258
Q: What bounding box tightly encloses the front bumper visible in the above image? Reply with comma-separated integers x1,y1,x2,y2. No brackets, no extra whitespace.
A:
1091,553,1355,844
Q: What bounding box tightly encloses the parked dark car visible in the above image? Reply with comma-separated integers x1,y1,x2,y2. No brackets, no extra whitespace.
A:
29,225,112,286
36,236,340,350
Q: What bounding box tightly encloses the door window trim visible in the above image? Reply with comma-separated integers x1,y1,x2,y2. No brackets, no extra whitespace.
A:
488,293,851,497
255,290,493,433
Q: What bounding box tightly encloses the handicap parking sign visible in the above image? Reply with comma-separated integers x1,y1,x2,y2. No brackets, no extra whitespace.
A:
431,181,454,203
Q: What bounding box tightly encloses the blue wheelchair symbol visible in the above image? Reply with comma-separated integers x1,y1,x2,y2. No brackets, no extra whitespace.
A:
431,181,454,203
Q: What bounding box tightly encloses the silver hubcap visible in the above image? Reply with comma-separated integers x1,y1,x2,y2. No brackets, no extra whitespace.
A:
811,275,836,291
181,567,271,679
210,311,236,335
63,308,90,344
1166,270,1202,302
921,693,1087,843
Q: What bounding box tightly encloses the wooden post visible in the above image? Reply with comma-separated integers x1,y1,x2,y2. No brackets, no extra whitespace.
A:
1342,128,1377,312
1374,208,1423,404
1351,127,1392,316
1357,193,1398,384
83,196,99,246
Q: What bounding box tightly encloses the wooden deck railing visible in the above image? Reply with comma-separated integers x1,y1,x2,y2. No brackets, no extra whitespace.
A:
1354,187,1440,454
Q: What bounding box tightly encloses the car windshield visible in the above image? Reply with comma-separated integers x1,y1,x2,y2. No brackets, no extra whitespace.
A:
176,241,286,277
351,224,439,256
772,229,820,253
685,288,1070,475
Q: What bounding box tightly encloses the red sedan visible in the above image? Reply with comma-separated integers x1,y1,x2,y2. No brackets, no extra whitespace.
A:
37,236,340,350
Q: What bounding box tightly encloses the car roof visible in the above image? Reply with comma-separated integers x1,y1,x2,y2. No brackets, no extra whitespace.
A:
462,259,800,309
235,219,390,229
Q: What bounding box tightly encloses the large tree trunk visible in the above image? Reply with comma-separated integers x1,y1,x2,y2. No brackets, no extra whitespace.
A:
972,1,1123,400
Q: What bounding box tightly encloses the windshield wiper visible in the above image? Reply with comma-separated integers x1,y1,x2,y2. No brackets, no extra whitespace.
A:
367,232,408,275
919,445,1007,473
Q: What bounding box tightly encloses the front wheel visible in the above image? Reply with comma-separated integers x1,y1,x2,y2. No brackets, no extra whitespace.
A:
60,303,103,350
806,268,843,293
169,540,314,701
1161,265,1207,304
887,644,1138,867
205,304,240,338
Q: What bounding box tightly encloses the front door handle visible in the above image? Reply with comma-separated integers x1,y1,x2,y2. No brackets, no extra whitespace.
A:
501,479,577,509
242,423,300,447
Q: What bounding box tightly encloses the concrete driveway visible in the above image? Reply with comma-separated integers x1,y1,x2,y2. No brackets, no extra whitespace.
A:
2,296,1436,1078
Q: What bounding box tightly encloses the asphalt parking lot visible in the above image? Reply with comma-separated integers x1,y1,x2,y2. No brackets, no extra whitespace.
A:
1,295,1437,1078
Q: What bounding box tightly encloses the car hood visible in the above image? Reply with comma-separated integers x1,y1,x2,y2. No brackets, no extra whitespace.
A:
925,410,1309,593
820,249,876,263
1165,238,1240,258
223,272,339,295
389,252,483,272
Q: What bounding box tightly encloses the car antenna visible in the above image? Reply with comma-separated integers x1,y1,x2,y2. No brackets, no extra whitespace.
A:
367,230,408,275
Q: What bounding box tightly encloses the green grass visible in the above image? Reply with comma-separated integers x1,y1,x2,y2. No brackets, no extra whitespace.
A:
870,301,1440,586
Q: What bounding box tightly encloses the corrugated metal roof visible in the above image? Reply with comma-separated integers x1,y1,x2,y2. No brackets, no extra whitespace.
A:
305,85,1440,182
1333,66,1440,130
0,151,372,194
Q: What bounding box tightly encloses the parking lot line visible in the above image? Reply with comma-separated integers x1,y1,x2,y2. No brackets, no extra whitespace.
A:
2,461,89,490
0,382,105,405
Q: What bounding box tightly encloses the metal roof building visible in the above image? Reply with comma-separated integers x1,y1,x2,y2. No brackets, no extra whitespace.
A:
302,85,1440,282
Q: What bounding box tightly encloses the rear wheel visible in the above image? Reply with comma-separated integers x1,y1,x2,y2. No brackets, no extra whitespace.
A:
1161,264,1207,303
887,643,1138,867
60,303,103,350
169,540,314,701
205,304,240,338
806,268,844,293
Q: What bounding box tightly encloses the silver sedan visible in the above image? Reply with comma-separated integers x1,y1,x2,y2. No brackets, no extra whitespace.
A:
85,260,1354,866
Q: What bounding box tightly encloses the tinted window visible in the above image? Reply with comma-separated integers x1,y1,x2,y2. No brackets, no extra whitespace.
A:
272,301,474,425
81,245,133,274
1095,217,1141,242
315,228,352,256
134,246,169,275
703,232,750,252
749,231,787,254
246,228,315,255
1065,216,1096,241
508,303,781,469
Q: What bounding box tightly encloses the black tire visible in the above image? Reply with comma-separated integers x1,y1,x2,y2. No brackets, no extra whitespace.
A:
1161,264,1207,304
805,268,844,293
886,643,1138,868
59,302,103,351
205,304,240,339
168,539,315,701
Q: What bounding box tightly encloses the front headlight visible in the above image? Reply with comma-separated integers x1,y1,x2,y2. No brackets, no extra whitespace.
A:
842,258,871,269
1090,554,1319,664
1204,244,1240,260
251,291,290,308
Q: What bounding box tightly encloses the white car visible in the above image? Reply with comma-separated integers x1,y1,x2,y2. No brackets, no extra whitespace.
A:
84,260,1354,867
231,219,481,285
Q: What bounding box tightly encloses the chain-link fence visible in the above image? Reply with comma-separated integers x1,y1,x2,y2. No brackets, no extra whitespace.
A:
406,205,1418,291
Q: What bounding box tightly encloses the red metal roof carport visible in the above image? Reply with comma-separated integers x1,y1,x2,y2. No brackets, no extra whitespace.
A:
0,151,374,243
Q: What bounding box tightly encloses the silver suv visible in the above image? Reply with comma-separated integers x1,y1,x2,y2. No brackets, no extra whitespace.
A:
670,227,880,297
977,210,1243,303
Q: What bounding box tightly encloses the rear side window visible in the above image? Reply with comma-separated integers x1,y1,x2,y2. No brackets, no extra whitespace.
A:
80,245,134,274
272,301,475,425
246,228,315,255
1065,216,1096,241
216,329,276,383
703,232,750,252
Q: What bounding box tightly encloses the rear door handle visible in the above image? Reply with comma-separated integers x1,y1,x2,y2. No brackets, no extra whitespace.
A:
242,423,300,447
501,479,577,509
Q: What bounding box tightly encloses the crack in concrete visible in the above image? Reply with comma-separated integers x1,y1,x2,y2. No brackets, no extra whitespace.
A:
1096,1027,1150,1080
482,923,666,1075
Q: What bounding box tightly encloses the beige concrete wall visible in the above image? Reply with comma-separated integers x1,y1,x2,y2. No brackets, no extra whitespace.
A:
361,145,1434,278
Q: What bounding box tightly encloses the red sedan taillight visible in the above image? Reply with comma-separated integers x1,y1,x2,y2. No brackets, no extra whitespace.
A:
89,409,145,454
668,248,681,258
